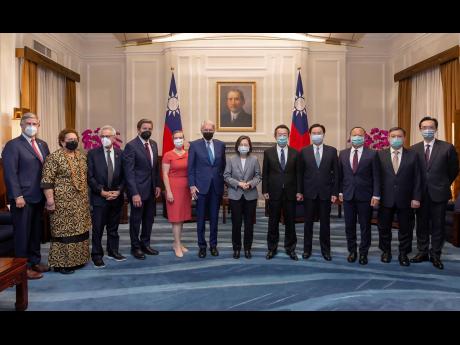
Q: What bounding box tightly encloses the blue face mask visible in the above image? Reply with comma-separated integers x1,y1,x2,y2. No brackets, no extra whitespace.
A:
421,129,436,140
277,135,288,147
311,134,323,145
351,135,364,146
390,137,403,149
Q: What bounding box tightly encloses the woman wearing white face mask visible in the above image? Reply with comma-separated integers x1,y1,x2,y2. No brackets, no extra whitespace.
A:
162,130,191,257
223,135,261,259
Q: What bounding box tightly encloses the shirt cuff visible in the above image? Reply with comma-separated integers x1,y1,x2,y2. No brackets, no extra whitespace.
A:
372,196,380,200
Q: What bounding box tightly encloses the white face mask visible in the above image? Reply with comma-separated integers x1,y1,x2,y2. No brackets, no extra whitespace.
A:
24,125,38,137
238,146,250,154
101,137,112,148
173,138,184,148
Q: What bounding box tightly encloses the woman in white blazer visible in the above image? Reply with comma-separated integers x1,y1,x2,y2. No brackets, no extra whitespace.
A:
223,135,262,259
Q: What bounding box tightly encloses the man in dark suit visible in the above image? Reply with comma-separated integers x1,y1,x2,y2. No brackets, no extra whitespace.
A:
87,125,126,268
377,127,421,266
220,89,252,128
2,112,50,279
410,116,459,269
188,120,226,258
338,126,380,265
298,124,339,261
122,119,161,260
262,124,302,261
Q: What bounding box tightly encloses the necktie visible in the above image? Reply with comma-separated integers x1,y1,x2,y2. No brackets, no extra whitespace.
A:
425,144,431,165
392,151,399,174
144,142,152,166
352,149,358,173
107,149,113,189
31,138,43,163
207,141,215,165
315,147,321,168
280,148,286,171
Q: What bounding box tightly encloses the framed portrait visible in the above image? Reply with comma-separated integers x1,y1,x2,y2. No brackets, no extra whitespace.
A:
216,81,256,132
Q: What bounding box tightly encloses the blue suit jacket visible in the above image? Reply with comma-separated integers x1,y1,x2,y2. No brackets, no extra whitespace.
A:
87,146,125,206
2,135,50,203
122,137,160,200
187,138,226,196
338,147,380,202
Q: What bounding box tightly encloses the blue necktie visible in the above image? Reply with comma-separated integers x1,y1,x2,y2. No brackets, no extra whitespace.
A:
207,141,215,165
280,148,286,171
315,147,321,168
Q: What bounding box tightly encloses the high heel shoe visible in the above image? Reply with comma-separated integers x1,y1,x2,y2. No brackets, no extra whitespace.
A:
180,245,189,253
173,246,183,258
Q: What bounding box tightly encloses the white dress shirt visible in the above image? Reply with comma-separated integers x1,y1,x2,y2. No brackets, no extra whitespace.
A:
22,133,43,161
276,145,288,163
240,157,246,171
424,138,435,159
104,146,115,168
204,138,215,158
349,145,363,167
230,111,240,122
138,136,153,165
313,143,323,161
390,146,403,167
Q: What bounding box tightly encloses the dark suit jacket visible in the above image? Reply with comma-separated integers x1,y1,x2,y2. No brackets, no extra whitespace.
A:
298,144,339,200
262,145,299,201
220,109,252,127
411,139,459,202
2,135,50,203
122,137,160,200
338,147,380,202
377,148,421,208
87,146,125,206
187,138,226,196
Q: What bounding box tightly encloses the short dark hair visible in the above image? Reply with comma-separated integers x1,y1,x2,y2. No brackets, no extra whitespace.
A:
350,126,366,135
309,123,326,134
137,119,153,130
58,128,79,147
274,124,290,136
226,89,245,103
419,116,438,129
388,126,406,136
235,135,252,155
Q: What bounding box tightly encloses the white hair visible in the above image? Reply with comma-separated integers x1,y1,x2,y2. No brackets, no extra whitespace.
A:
99,125,117,136
201,120,215,130
20,112,39,125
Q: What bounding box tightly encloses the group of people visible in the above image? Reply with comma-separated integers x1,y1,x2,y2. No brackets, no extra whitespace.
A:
2,112,458,280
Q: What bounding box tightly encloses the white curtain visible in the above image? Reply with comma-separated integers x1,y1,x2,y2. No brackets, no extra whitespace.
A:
410,66,445,145
37,66,66,153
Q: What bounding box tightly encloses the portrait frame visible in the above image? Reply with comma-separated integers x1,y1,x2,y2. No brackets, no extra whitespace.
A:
216,81,256,132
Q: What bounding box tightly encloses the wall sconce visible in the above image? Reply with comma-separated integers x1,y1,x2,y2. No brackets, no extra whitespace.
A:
13,107,30,120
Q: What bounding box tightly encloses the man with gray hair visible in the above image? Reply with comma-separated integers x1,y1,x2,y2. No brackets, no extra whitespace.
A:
2,112,50,279
87,125,126,268
188,120,226,258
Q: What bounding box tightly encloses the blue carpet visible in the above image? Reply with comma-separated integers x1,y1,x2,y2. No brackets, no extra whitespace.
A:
1,205,460,311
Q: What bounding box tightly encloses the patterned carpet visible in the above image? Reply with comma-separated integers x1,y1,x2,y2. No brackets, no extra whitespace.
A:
2,205,460,311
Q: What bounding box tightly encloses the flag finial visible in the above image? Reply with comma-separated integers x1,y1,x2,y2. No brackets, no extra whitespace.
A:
171,66,174,71
297,67,301,71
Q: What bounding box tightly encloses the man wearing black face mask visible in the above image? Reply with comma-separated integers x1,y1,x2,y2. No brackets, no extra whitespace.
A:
188,120,226,258
122,119,161,260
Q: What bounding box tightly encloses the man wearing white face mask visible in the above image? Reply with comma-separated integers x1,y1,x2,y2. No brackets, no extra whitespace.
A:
2,112,50,279
410,116,459,270
87,125,126,268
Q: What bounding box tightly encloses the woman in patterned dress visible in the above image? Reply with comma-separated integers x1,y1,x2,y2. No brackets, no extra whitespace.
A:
41,129,91,274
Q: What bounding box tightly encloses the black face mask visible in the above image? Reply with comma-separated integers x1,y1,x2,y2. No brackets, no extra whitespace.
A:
203,132,214,141
65,141,78,151
140,131,152,140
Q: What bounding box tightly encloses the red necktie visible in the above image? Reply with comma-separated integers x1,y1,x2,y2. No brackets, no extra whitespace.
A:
144,142,152,166
352,149,358,173
31,138,43,163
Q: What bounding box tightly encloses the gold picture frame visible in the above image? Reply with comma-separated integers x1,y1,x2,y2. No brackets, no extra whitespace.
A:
216,81,256,132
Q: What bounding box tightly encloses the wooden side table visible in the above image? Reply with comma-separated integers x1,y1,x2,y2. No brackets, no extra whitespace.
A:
0,258,28,311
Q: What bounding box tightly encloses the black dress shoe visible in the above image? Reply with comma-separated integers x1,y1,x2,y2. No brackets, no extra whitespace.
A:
107,252,127,262
381,252,392,263
210,247,219,256
287,251,299,261
132,249,146,260
359,254,368,265
54,267,75,274
302,251,311,260
410,253,429,263
347,251,357,263
322,253,332,261
398,254,410,266
198,248,206,258
233,250,240,259
93,258,106,268
430,256,444,270
266,250,276,260
141,246,159,255
244,250,252,259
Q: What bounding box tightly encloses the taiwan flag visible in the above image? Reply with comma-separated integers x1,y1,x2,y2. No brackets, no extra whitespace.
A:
289,71,310,150
162,72,183,156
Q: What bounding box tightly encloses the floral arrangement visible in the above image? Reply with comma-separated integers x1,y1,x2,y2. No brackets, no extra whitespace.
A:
81,128,123,150
364,128,390,150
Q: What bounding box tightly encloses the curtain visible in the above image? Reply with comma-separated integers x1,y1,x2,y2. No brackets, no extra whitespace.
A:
410,66,445,146
65,78,76,129
37,66,66,153
440,58,460,144
20,58,38,114
398,78,412,146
